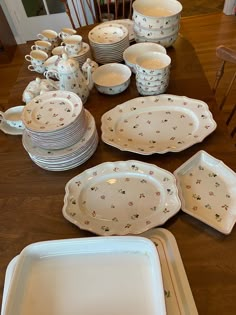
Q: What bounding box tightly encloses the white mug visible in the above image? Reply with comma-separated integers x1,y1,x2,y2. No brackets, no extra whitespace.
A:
37,29,59,48
28,64,46,74
62,35,82,56
52,46,66,56
58,27,77,41
0,106,25,129
31,40,52,55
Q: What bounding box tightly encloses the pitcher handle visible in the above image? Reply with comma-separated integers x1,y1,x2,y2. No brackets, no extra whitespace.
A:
45,70,60,88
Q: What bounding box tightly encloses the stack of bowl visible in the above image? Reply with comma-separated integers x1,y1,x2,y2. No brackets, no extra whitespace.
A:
132,0,182,47
135,51,171,95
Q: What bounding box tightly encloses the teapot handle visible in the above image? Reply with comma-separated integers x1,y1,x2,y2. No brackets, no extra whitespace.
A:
45,70,59,80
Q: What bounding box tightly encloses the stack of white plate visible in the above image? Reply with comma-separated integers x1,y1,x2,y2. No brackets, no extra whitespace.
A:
88,23,129,64
132,0,182,47
21,91,98,171
71,42,92,69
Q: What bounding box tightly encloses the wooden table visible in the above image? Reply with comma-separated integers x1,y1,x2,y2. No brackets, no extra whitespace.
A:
1,25,236,315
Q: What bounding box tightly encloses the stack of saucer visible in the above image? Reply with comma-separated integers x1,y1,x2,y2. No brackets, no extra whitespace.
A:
70,42,92,69
21,91,98,171
88,23,129,64
135,51,171,95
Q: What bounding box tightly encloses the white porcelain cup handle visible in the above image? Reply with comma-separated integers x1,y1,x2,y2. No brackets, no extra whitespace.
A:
31,45,37,50
58,32,63,39
37,34,44,40
25,55,32,62
28,65,36,71
0,111,5,126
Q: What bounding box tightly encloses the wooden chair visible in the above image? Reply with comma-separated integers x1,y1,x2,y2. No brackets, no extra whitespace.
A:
60,0,98,29
95,0,134,22
213,45,236,138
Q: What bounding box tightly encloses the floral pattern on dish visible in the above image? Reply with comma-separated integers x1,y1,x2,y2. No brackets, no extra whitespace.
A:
63,160,181,235
174,150,236,234
101,94,217,154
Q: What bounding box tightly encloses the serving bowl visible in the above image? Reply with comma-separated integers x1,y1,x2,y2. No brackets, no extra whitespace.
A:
132,0,182,29
92,63,131,95
123,42,166,73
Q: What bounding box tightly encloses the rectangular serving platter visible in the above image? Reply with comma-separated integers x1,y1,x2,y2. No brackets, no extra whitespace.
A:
3,236,166,315
2,229,198,315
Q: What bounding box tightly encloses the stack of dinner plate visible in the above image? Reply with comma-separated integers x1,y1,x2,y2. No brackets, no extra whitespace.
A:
21,91,98,171
88,23,129,64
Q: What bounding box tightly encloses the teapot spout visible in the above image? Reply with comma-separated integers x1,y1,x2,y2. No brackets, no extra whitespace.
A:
85,64,94,91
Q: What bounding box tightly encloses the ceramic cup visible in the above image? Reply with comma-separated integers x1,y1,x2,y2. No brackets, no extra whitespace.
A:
25,50,48,74
62,35,82,56
58,27,77,41
31,40,52,55
52,45,66,57
37,29,59,48
0,106,25,129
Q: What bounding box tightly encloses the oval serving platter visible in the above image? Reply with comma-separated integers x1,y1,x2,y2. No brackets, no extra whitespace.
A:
101,94,217,155
62,160,181,235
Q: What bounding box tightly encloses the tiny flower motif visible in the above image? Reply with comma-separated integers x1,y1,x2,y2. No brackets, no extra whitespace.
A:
100,195,105,199
90,186,98,191
101,226,110,232
69,212,76,217
84,220,90,225
92,211,96,217
192,206,198,211
155,191,161,196
199,165,204,170
125,178,130,182
205,204,212,209
215,182,220,187
131,214,139,220
150,206,157,211
125,223,131,228
149,171,154,175
209,191,215,196
226,194,230,198
140,179,147,183
118,189,126,194
209,172,217,177
215,214,222,222
196,179,202,184
221,204,229,210
163,208,170,213
146,220,151,225
112,217,118,222
128,201,133,206
186,185,191,189
139,193,145,198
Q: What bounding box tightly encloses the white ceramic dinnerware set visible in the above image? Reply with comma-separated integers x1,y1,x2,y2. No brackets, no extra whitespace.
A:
132,0,182,47
88,22,130,64
21,90,98,171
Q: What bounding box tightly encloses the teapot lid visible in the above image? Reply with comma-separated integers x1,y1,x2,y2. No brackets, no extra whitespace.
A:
57,53,79,74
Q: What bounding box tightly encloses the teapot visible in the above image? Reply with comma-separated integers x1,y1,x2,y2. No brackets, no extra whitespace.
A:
46,53,93,104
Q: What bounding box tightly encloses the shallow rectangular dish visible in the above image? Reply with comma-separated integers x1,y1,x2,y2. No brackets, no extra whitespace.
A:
4,236,166,315
174,150,236,234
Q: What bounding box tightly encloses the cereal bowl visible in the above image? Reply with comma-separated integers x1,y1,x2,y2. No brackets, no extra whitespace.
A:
132,0,182,29
123,42,166,73
136,51,171,75
92,63,132,95
134,30,179,47
133,22,180,39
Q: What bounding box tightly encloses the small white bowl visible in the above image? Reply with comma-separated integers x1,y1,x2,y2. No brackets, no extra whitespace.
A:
136,51,171,75
133,22,180,39
123,42,166,73
92,63,132,95
134,30,179,48
132,0,182,29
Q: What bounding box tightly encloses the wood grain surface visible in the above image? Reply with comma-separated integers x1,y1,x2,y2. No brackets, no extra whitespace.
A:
0,24,236,315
